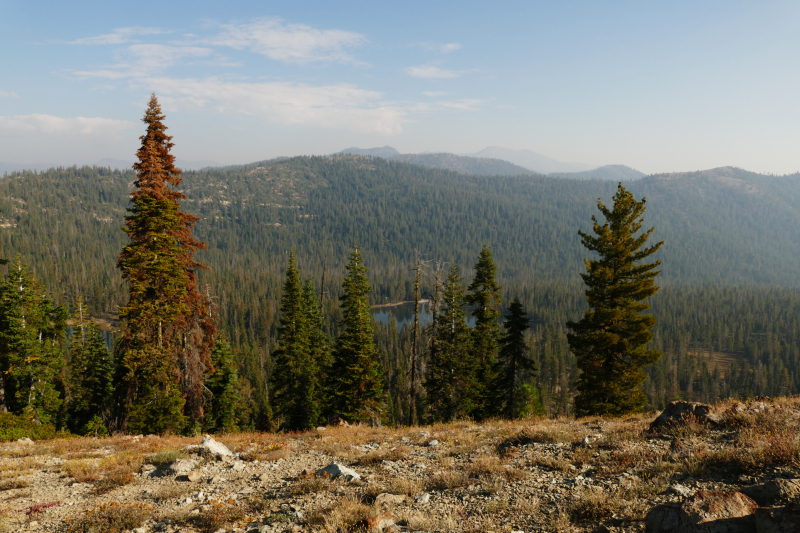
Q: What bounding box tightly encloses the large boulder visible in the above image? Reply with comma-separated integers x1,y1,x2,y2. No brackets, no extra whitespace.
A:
646,491,758,533
315,462,361,481
649,401,724,432
741,480,800,506
199,434,233,460
169,458,197,476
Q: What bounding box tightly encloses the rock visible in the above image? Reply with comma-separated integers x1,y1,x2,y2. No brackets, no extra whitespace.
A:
200,435,234,460
649,401,724,432
316,462,361,481
415,493,431,504
419,431,431,438
210,475,227,484
186,471,203,482
169,458,198,476
141,464,157,474
351,510,394,532
16,437,34,446
375,493,406,507
755,504,800,533
238,487,255,494
232,461,246,471
316,426,326,432
258,473,270,482
581,436,592,447
646,491,758,533
740,480,800,506
427,440,439,447
670,484,694,498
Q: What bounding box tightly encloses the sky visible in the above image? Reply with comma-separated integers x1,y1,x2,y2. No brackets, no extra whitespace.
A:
1,0,799,174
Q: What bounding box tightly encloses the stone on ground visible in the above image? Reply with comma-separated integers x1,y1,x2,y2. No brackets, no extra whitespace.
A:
200,434,234,460
649,401,724,431
646,490,757,533
315,462,361,481
741,479,800,506
169,458,198,476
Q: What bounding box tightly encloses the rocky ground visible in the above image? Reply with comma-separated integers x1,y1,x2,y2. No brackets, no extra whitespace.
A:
1,397,799,533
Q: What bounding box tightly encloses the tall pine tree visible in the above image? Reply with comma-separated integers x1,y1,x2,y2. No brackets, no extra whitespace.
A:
67,297,114,435
270,250,321,431
329,245,384,423
206,337,242,434
0,257,67,424
116,94,215,433
426,266,475,422
567,183,663,417
496,298,537,418
465,246,502,419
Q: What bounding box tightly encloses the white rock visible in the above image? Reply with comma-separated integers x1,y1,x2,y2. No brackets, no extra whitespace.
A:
200,435,233,459
16,437,34,446
231,461,245,471
427,440,439,447
669,483,693,497
375,493,406,506
169,458,198,476
416,493,431,504
316,462,361,481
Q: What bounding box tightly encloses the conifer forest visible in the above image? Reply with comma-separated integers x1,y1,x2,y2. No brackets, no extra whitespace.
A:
2,95,800,435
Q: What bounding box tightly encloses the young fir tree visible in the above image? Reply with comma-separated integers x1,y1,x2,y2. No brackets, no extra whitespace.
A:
567,183,664,417
496,298,538,418
0,257,67,424
206,337,241,433
329,245,384,423
303,277,331,417
67,297,114,435
116,94,215,434
426,266,475,422
270,250,321,431
464,245,502,419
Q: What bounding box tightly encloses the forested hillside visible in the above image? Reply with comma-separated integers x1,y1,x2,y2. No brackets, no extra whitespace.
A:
1,157,799,422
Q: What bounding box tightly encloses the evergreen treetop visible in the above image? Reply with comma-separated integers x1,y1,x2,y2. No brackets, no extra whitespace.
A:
567,183,664,417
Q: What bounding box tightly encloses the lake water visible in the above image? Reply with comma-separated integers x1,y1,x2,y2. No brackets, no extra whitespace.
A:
370,301,476,329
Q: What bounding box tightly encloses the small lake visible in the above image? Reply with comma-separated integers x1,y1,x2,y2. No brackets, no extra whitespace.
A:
370,301,476,329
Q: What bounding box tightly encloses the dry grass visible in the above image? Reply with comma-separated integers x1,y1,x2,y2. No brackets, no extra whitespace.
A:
387,477,424,497
181,500,246,533
292,474,332,495
64,502,150,533
308,498,379,531
466,455,527,482
0,478,31,491
64,460,102,482
425,470,471,491
397,509,459,532
93,465,136,495
354,446,410,467
148,484,192,502
145,448,185,466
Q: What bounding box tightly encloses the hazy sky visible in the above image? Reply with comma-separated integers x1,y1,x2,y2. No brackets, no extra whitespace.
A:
1,0,799,174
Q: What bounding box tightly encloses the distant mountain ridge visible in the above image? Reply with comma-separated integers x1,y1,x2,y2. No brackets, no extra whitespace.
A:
549,165,645,181
337,146,643,178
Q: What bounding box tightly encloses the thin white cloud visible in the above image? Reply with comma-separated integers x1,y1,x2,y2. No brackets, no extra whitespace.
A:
423,91,449,97
208,18,367,64
71,27,169,45
0,91,19,98
406,65,459,79
440,43,461,53
0,114,136,137
74,44,219,79
145,77,406,134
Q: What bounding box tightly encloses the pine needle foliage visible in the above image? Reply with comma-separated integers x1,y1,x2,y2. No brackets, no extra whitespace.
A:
115,94,215,433
426,265,476,422
206,337,241,433
465,245,502,419
329,245,384,423
497,298,537,418
0,257,67,424
67,298,114,435
270,250,322,431
567,183,664,417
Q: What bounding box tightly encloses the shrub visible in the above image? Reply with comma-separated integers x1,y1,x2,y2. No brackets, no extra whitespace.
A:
64,502,150,533
425,470,470,491
93,467,135,495
64,460,102,483
0,479,31,491
145,449,185,466
0,412,58,442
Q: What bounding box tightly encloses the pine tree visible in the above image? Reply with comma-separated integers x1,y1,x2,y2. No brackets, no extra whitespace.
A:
567,183,664,417
426,266,475,422
465,245,502,419
116,94,214,433
496,298,537,418
270,250,321,431
0,257,67,424
329,245,384,423
303,277,331,423
206,337,242,433
67,297,114,435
